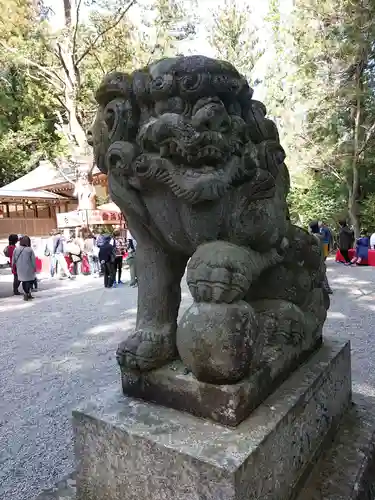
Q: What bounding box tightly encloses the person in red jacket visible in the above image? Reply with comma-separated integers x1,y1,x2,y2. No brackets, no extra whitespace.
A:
4,233,20,295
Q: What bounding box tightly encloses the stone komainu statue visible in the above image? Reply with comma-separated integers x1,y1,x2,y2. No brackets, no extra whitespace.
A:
89,55,329,385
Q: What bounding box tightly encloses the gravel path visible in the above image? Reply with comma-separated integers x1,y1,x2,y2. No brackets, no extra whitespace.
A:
0,260,375,500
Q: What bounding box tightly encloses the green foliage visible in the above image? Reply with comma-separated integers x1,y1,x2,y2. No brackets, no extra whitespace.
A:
208,0,263,84
138,0,197,63
0,1,65,186
0,0,196,188
288,174,347,228
264,0,375,235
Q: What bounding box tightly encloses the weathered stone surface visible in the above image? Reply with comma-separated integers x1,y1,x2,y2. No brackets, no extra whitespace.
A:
35,475,76,500
89,55,330,384
73,340,350,500
297,394,375,500
121,335,322,426
176,301,259,384
36,395,375,500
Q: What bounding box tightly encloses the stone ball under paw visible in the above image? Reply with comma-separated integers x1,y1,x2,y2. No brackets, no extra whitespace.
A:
176,301,259,384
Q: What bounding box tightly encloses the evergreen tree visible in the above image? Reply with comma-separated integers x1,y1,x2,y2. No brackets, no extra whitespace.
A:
208,0,263,85
265,0,375,234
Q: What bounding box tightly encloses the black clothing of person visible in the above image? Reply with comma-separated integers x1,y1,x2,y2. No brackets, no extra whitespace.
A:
99,240,115,288
22,280,34,300
114,256,123,282
340,249,350,263
13,273,20,294
99,242,114,263
103,262,115,288
339,224,354,263
339,225,354,251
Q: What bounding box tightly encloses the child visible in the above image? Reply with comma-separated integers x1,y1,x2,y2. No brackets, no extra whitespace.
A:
98,235,116,288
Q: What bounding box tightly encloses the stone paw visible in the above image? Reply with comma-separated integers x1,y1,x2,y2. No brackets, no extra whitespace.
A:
116,329,177,372
187,242,252,304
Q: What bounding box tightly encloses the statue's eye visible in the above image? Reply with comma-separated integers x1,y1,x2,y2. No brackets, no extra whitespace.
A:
104,109,115,131
179,73,204,93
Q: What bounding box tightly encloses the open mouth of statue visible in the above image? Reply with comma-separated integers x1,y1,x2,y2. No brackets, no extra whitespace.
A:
156,137,238,168
160,140,227,166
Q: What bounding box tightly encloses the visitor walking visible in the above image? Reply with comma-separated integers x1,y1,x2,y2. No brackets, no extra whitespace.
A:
44,231,56,277
52,230,74,279
98,235,116,288
309,221,333,294
112,229,126,285
4,233,20,295
65,232,83,276
126,239,137,287
84,232,100,276
12,235,36,301
318,221,332,259
338,220,354,263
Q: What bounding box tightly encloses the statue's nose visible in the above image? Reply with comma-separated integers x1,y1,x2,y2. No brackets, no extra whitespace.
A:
192,102,230,132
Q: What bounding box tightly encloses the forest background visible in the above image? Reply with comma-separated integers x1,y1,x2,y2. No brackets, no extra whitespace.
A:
1,0,375,236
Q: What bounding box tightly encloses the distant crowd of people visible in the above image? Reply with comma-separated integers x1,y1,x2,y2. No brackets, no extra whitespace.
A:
44,228,138,288
3,228,137,299
309,219,375,267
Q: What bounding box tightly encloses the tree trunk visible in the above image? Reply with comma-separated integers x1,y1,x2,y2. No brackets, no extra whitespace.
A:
349,47,366,238
61,0,87,152
60,0,95,210
348,178,360,238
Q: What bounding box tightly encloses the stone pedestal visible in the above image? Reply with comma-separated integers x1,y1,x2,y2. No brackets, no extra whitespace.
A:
73,340,351,500
120,336,322,427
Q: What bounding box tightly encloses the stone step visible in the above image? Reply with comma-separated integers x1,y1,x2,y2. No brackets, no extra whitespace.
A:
297,394,375,500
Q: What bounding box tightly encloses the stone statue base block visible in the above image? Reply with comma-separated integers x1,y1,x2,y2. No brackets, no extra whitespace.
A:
73,340,351,500
120,336,323,426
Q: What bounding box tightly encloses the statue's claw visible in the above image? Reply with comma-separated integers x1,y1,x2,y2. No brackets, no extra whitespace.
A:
116,329,177,372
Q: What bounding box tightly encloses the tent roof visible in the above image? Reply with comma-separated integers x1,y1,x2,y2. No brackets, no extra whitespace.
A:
0,189,66,202
1,160,100,191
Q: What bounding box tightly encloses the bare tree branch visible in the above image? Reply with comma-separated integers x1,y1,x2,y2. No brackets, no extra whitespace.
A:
72,0,83,61
49,156,76,186
75,0,137,66
0,41,66,89
357,120,375,158
147,25,164,65
54,94,69,113
299,134,344,180
56,42,75,88
92,52,106,75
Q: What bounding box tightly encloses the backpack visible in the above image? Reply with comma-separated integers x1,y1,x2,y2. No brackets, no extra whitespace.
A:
3,245,9,258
